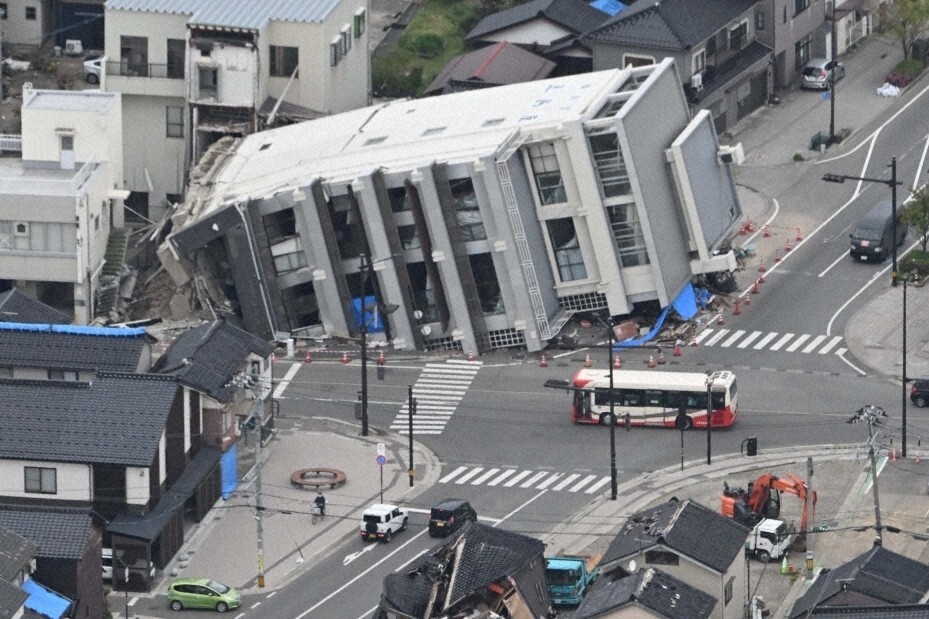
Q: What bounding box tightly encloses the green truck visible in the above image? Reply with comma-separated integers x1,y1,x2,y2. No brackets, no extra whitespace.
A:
544,553,601,605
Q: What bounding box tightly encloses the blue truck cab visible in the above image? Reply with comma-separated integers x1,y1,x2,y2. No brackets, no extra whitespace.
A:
545,554,601,605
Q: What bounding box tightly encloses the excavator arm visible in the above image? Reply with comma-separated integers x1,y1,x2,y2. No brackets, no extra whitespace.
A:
723,472,817,530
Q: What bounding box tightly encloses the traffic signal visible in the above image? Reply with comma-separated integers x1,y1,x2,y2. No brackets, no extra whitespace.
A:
745,437,758,457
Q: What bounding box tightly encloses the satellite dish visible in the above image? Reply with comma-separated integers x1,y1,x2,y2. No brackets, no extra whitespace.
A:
421,325,432,336
628,560,637,573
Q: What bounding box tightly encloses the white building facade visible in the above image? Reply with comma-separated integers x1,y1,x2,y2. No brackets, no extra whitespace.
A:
103,0,370,223
164,60,739,354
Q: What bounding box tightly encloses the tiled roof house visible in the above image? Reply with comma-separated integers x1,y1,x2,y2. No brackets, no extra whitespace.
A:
577,567,717,618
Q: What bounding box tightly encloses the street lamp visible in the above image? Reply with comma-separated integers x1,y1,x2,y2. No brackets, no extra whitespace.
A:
823,157,901,286
902,273,911,458
357,253,399,437
590,314,619,501
848,405,887,545
829,1,837,145
705,374,713,465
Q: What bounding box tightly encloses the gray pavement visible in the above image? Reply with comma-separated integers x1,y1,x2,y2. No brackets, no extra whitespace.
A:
112,31,929,619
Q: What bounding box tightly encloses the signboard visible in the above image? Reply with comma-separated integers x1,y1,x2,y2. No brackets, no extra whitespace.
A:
377,443,386,457
376,455,387,466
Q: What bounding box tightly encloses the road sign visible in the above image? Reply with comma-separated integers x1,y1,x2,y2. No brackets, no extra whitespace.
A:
376,455,387,466
377,443,386,457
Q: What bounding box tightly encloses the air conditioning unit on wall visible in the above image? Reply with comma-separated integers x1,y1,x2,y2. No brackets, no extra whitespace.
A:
691,73,703,91
64,40,83,56
718,143,745,165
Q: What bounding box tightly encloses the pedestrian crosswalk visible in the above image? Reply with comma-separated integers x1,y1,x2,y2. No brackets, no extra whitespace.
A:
695,328,843,355
389,359,482,435
439,465,613,494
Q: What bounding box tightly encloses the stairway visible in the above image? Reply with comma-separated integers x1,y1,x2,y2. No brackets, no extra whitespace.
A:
95,229,128,319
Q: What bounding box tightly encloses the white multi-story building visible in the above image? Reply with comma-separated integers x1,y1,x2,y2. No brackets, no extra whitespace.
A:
163,59,739,354
103,0,370,222
0,86,125,323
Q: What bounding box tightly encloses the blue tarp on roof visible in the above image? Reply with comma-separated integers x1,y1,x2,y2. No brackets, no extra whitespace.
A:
221,442,238,500
22,579,71,619
0,322,147,336
614,283,699,348
591,0,626,16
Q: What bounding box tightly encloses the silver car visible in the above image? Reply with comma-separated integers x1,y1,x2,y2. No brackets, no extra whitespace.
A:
800,58,845,90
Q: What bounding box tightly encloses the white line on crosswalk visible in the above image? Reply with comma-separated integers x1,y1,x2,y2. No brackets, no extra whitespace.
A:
802,334,827,353
471,468,500,485
737,331,763,349
585,477,611,494
753,332,779,349
487,470,516,486
570,475,599,493
553,473,580,491
695,329,715,344
704,329,730,346
440,466,467,483
536,473,563,490
520,471,549,488
504,470,532,487
720,329,746,347
786,334,810,352
769,333,794,351
819,336,843,354
455,468,484,484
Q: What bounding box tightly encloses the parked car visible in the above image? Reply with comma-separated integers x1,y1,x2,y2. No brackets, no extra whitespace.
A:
800,58,845,90
911,379,929,407
84,57,103,84
428,498,477,537
167,578,240,613
360,503,409,542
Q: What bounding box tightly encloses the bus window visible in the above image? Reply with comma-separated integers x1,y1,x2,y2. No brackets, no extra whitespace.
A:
621,390,643,406
685,392,702,408
645,390,664,407
711,391,725,409
575,390,592,417
666,392,683,410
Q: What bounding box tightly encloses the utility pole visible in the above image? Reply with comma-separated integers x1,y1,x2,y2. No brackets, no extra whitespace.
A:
360,253,370,437
608,319,617,501
849,405,887,545
705,374,713,465
408,385,415,487
805,456,815,576
232,371,267,588
829,0,837,144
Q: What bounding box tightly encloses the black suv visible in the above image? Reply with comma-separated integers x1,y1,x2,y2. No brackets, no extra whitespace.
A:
428,498,477,537
912,379,929,408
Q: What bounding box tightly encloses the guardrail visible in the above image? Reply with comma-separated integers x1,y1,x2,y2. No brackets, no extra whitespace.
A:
0,134,23,153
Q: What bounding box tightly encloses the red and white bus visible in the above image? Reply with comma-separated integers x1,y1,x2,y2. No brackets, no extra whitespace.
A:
547,369,738,429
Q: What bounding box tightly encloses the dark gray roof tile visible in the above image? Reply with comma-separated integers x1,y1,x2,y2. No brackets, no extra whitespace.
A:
468,0,609,41
0,323,151,372
0,526,36,580
578,568,717,619
0,507,91,560
425,42,556,95
0,578,28,619
0,291,70,325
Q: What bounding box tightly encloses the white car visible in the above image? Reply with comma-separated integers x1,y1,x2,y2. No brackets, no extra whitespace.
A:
360,503,409,542
84,57,103,84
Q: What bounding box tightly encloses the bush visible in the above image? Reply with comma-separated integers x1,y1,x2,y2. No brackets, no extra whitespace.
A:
886,58,924,87
793,153,805,162
411,33,445,58
900,249,929,280
373,65,424,98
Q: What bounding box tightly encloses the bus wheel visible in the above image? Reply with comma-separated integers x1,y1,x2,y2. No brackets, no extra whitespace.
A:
682,417,693,430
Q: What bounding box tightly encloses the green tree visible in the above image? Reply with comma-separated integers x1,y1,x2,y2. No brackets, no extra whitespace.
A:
885,0,929,60
903,186,929,251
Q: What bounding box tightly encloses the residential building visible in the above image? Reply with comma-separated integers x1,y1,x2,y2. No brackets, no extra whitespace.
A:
754,0,829,90
374,521,549,619
576,567,717,619
789,546,929,618
0,87,125,323
586,0,778,134
102,0,370,223
424,41,556,96
599,498,749,619
160,59,739,354
466,0,611,75
151,318,276,496
0,0,50,48
0,525,34,619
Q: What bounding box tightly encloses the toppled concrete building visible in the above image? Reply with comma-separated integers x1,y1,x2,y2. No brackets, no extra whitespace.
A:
159,59,739,352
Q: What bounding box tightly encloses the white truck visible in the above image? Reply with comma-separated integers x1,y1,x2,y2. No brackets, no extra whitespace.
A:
360,503,409,543
747,518,793,563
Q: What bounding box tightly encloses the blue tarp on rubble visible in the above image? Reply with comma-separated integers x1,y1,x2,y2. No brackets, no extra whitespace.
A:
22,579,71,619
352,296,385,333
221,442,238,500
614,283,699,348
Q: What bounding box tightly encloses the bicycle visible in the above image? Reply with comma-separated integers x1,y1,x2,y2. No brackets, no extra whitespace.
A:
312,504,324,524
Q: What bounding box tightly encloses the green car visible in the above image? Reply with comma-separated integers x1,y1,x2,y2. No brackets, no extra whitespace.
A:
167,578,241,612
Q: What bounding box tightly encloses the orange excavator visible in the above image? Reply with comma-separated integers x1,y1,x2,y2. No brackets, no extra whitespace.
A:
721,472,817,531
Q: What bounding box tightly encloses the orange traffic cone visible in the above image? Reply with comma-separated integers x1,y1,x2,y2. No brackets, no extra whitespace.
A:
892,448,897,462
690,335,699,346
796,227,803,242
774,249,781,263
584,353,592,368
647,355,656,368
539,354,549,368
743,294,751,306
785,237,793,252
717,313,725,325
752,279,761,294
304,350,313,363
673,341,683,357
468,350,475,362
377,350,386,366
657,350,667,365
271,352,277,364
746,218,755,232
733,299,742,315
341,351,349,364
763,224,771,237
758,259,766,273
759,270,766,284
613,354,622,369
916,451,921,464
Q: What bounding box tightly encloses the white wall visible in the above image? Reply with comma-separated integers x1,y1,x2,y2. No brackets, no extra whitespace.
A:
125,466,151,505
0,459,92,501
120,93,187,209
1,0,46,46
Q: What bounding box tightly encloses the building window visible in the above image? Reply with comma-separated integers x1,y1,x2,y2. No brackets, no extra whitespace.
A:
166,106,183,138
756,8,764,30
608,204,649,267
527,143,566,205
588,131,630,198
354,9,366,38
450,178,486,241
24,467,56,494
725,576,734,604
794,0,810,15
273,250,308,275
645,550,679,565
622,54,655,68
330,37,342,67
281,282,319,329
470,253,504,315
329,194,365,259
783,5,787,23
263,209,297,244
198,66,217,98
388,186,411,212
0,367,10,377
547,218,586,282
167,39,185,79
692,49,706,74
0,4,7,19
398,225,420,250
270,46,299,77
120,35,149,76
0,221,75,253
729,21,748,50
48,370,78,380
795,34,813,69
25,5,36,19
341,25,352,54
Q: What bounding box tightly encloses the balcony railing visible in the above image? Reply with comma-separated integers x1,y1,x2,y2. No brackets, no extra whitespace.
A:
0,134,22,154
105,60,183,79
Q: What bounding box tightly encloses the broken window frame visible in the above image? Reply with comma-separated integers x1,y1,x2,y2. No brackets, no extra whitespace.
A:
607,203,649,267
270,45,299,78
527,142,566,206
546,218,587,282
587,130,630,199
449,178,486,242
469,253,505,315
